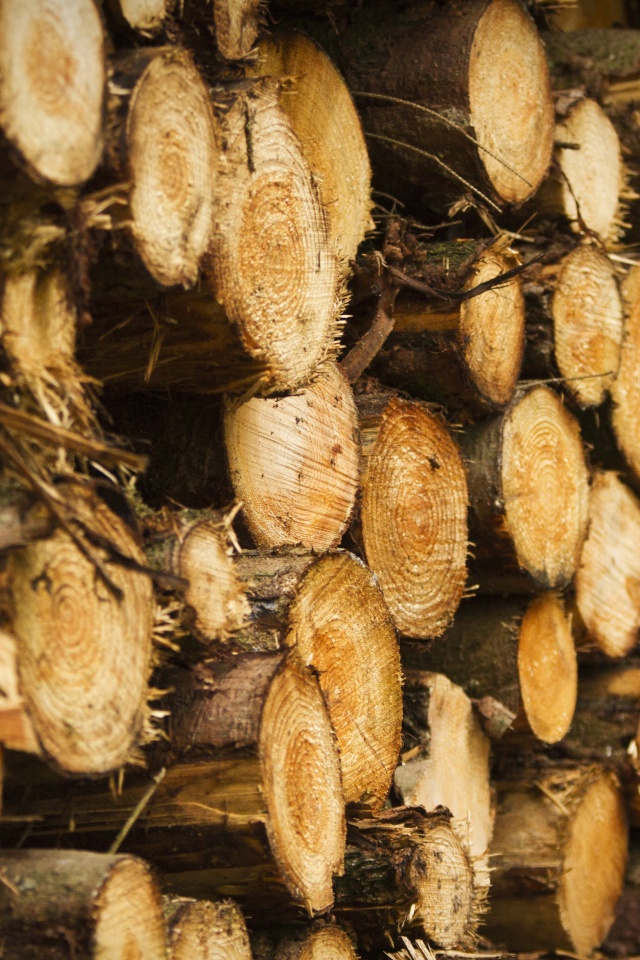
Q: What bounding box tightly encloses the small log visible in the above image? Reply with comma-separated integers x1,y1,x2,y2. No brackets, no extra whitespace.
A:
0,0,105,186
394,671,493,860
485,766,628,955
0,850,167,960
105,0,169,35
611,287,640,482
251,921,356,960
224,364,359,551
248,30,372,273
213,0,262,58
460,385,590,589
165,897,253,960
355,387,468,639
574,470,640,658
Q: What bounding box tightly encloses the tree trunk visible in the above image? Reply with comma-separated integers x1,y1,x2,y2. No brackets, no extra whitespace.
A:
164,897,252,960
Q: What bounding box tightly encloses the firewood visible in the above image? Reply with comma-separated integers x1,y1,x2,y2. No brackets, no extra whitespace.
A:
484,766,628,955
0,849,167,960
460,385,590,589
248,31,372,273
354,387,468,638
523,245,623,408
224,364,359,551
0,0,105,187
252,921,356,960
394,671,493,861
165,897,253,960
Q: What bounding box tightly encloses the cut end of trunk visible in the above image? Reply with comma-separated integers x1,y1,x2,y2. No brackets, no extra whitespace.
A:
361,398,468,638
214,0,261,59
552,246,623,407
118,0,168,33
576,470,640,657
0,0,105,185
468,0,554,204
559,772,628,955
224,364,359,550
612,295,640,480
288,923,356,960
94,855,167,960
287,551,402,809
8,485,154,775
502,386,590,588
260,657,345,915
459,245,525,407
166,898,252,960
250,31,372,271
126,49,218,287
517,593,577,743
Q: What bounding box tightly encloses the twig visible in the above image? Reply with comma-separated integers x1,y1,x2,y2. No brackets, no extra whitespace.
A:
108,767,166,854
339,275,400,383
387,253,545,304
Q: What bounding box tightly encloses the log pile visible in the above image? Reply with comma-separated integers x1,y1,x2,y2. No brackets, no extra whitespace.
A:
2,0,640,958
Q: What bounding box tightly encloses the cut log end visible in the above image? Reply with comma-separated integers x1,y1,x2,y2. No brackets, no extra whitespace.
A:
94,856,167,960
612,295,640,481
502,386,590,588
290,923,356,960
260,658,345,915
166,898,252,960
117,0,168,33
287,551,402,809
551,246,623,407
224,364,359,551
0,0,105,186
517,593,577,744
126,49,218,287
214,0,262,59
361,397,468,638
468,0,554,204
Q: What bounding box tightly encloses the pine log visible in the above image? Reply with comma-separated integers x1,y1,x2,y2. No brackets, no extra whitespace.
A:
355,388,468,638
460,385,590,589
334,807,478,951
402,593,577,745
484,766,628,955
232,549,402,809
165,897,253,960
372,243,525,416
574,470,640,657
603,832,640,957
224,364,359,551
295,0,554,211
543,28,640,101
85,84,340,396
0,483,155,775
523,246,623,408
0,0,105,187
0,850,167,960
611,286,640,482
394,671,493,861
248,31,372,273
252,921,356,960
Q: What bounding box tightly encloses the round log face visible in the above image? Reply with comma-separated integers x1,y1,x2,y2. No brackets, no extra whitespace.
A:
9,487,154,775
517,593,577,743
576,471,640,657
127,50,218,287
612,296,640,480
224,365,359,550
468,0,554,203
1,267,76,375
502,386,589,588
0,0,105,185
119,0,167,32
260,659,345,914
168,899,252,960
559,774,628,955
361,399,468,638
290,924,356,960
94,856,167,960
411,818,476,948
287,552,402,808
552,247,623,407
214,0,261,59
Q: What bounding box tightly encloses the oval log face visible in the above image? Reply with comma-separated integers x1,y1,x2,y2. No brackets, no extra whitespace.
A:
612,295,640,481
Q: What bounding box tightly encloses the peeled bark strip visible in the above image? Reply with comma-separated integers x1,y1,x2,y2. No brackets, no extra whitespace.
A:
252,921,356,960
165,898,252,960
357,391,468,638
232,549,402,809
102,47,218,288
524,246,623,408
575,470,640,657
334,808,477,950
485,767,628,955
0,850,167,960
461,385,590,588
395,671,493,860
249,31,372,271
536,98,623,242
373,244,525,415
611,291,640,480
3,484,154,775
0,0,105,186
224,364,359,551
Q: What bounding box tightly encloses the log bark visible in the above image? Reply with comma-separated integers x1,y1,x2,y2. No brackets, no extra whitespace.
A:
0,850,167,960
355,386,468,639
543,27,640,100
460,385,590,589
165,897,253,960
484,766,628,955
224,364,359,551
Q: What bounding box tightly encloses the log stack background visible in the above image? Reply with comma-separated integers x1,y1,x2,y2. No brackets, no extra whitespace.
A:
2,0,640,957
